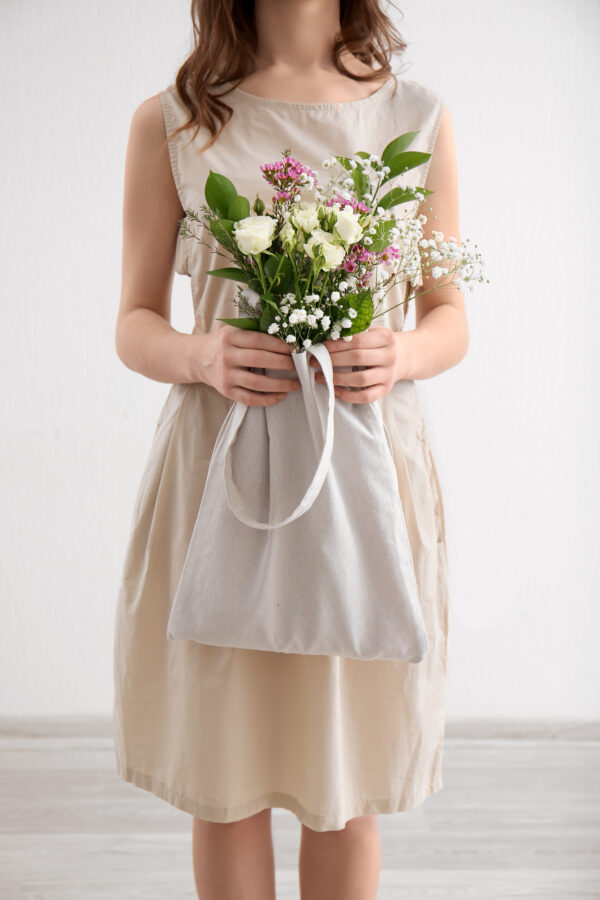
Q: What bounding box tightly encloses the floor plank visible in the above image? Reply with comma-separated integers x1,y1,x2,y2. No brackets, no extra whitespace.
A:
1,720,599,899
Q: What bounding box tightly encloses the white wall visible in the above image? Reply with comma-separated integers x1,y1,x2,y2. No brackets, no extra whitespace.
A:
1,0,598,718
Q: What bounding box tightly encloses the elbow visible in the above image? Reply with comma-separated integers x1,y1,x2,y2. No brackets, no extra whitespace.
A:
114,317,135,371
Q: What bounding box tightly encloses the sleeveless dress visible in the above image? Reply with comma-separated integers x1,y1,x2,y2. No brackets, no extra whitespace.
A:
112,73,449,832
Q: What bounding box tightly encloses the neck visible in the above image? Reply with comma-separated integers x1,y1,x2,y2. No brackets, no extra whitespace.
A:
253,0,342,74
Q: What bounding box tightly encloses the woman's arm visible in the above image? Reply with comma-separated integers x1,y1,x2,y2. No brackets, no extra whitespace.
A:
393,105,469,381
114,95,299,405
114,94,202,384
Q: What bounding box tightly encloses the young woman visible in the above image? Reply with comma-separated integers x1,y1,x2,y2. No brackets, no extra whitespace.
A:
113,0,467,897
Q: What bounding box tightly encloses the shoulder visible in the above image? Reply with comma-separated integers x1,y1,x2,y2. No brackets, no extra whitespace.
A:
128,92,168,145
392,75,443,107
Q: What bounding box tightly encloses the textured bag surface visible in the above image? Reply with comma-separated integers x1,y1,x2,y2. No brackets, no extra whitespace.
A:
166,341,429,662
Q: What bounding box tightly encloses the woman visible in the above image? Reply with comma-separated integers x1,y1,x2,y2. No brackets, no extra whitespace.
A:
113,0,467,896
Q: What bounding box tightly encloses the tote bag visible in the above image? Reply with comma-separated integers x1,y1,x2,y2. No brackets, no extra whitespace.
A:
166,339,429,662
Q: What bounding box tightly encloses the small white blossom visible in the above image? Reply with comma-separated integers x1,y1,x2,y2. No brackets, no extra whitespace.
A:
363,235,373,246
321,315,331,329
286,334,297,343
267,322,280,334
330,291,340,301
348,307,357,319
338,280,349,292
341,317,352,328
303,338,312,348
307,314,318,327
342,335,354,342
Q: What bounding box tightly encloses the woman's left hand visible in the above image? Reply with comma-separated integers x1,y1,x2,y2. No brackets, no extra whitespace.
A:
308,325,408,403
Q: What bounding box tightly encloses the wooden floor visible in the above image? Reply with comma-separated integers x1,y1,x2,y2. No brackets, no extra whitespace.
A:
1,718,599,899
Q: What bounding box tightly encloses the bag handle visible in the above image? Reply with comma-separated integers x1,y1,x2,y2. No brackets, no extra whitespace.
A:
223,341,336,530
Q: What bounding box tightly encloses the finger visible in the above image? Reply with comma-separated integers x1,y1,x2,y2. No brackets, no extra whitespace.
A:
229,328,293,354
310,341,394,368
230,347,296,370
315,366,388,388
230,386,288,407
235,368,301,393
322,329,390,352
334,383,387,403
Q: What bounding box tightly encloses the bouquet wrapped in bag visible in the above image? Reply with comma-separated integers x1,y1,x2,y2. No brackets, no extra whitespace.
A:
166,135,487,661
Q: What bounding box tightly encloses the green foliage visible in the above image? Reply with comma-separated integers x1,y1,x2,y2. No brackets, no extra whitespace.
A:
259,294,280,331
381,132,419,166
209,218,235,251
368,220,398,253
215,316,259,330
334,155,353,171
377,187,418,210
340,291,374,336
263,254,294,293
253,194,266,215
352,167,369,200
205,267,250,283
205,171,238,217
382,151,431,182
228,195,251,221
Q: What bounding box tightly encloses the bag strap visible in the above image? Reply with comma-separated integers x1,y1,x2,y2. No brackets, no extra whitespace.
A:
223,341,336,530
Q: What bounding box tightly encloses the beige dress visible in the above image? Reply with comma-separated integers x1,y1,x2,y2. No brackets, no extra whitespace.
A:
112,73,449,832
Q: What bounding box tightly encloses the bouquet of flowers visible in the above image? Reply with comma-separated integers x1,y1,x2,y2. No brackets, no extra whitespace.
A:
166,132,488,661
178,131,487,351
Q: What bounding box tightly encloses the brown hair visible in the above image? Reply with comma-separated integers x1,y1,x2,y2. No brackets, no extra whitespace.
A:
167,0,407,152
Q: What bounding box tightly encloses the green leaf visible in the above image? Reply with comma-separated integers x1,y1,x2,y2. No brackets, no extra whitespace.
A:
263,254,281,282
248,276,263,293
205,267,250,283
381,132,419,166
352,167,369,199
340,291,374,336
259,294,279,331
368,220,397,253
376,187,417,210
209,218,235,250
334,155,353,171
263,254,293,292
383,151,432,182
355,151,371,160
215,316,259,330
227,195,251,221
205,171,238,217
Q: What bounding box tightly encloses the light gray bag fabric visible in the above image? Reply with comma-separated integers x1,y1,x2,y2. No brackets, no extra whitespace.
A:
166,340,429,662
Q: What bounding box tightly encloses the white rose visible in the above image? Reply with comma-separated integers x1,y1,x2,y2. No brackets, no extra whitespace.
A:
333,208,363,244
291,201,320,233
234,215,277,254
320,241,346,270
304,228,346,271
278,220,296,248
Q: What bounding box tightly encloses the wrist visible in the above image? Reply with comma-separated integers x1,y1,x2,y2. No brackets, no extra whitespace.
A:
393,330,417,382
179,331,210,384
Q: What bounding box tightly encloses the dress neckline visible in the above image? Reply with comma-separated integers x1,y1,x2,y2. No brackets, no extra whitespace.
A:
228,73,397,111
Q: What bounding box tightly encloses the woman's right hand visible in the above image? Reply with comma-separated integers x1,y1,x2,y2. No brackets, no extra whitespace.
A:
194,325,302,407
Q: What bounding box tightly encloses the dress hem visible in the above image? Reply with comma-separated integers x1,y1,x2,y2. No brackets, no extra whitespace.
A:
115,758,444,832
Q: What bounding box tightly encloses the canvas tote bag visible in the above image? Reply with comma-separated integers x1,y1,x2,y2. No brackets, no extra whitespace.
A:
166,339,429,662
